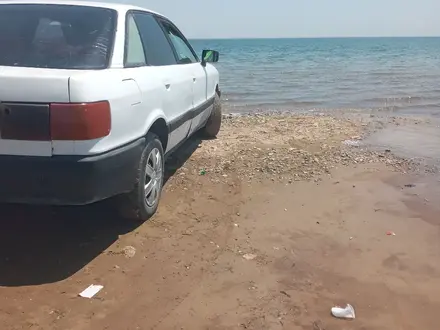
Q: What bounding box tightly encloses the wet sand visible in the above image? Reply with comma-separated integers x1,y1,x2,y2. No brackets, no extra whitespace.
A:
0,113,439,330
366,119,440,167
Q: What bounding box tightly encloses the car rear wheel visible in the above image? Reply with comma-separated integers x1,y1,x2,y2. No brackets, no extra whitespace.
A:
118,133,164,222
202,93,222,138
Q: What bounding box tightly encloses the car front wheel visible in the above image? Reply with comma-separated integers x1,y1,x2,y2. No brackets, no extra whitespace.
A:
118,132,164,222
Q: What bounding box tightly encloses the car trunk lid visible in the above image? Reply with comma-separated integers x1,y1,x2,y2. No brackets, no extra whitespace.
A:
0,67,71,156
0,2,116,156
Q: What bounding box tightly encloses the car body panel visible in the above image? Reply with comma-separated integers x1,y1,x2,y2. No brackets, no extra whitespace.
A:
0,0,220,205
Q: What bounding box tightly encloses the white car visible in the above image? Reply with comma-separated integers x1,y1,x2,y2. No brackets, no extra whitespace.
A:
0,0,222,221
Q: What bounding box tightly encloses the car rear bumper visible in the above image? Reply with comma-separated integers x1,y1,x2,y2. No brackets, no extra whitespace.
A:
0,138,145,205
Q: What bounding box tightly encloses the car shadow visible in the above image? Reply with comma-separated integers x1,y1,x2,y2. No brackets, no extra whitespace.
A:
164,132,208,185
0,133,207,287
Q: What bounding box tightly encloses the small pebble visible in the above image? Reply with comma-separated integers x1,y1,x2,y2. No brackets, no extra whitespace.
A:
243,254,257,261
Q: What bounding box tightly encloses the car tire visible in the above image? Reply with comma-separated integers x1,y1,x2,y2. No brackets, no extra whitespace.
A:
202,93,222,138
118,133,164,222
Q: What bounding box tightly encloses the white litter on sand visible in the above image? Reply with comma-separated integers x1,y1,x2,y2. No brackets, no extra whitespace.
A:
79,285,104,299
331,304,356,319
243,253,257,261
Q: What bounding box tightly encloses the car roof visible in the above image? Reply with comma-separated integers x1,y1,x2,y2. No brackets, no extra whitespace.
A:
0,0,167,18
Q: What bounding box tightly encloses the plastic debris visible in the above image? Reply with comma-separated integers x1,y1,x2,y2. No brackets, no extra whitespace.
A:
331,304,356,319
199,169,206,175
243,253,257,261
79,285,104,299
386,231,396,236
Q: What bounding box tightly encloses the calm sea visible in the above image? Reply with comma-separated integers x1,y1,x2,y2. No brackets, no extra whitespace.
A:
191,38,440,116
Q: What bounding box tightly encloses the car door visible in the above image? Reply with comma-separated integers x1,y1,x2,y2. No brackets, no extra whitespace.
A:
131,12,194,153
158,20,209,136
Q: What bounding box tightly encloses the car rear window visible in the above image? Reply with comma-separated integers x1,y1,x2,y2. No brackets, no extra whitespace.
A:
0,4,116,69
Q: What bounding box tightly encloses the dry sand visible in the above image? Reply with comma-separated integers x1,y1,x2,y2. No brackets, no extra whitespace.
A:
1,113,439,330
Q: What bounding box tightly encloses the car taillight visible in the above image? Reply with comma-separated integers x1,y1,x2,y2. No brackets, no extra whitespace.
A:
50,101,111,140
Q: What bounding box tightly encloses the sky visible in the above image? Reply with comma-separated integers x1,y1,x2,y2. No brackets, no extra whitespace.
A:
102,0,440,39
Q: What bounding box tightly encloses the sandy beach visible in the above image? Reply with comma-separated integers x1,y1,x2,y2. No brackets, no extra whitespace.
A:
1,112,439,330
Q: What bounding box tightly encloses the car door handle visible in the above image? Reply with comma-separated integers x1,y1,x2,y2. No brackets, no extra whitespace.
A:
165,83,171,90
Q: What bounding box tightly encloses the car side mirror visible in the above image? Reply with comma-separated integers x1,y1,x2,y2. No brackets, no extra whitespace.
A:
201,49,219,66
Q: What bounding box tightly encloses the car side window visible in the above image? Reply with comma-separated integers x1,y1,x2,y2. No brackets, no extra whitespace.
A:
132,12,177,66
125,14,146,67
160,21,198,64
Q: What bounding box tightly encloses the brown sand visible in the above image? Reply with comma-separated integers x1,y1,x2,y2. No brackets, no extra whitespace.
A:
0,114,439,330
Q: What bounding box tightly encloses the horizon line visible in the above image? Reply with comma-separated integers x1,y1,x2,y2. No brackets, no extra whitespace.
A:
189,35,440,40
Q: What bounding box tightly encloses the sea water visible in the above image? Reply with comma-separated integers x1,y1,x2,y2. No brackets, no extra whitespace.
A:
191,37,440,117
